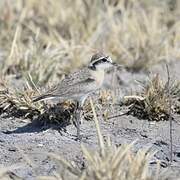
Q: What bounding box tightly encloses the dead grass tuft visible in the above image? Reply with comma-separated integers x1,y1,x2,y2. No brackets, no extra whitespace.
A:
40,142,154,180
0,79,76,126
38,99,155,180
0,82,41,117
125,74,180,121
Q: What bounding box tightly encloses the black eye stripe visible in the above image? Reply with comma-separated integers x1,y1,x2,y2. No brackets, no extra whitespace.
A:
93,58,108,65
89,56,111,70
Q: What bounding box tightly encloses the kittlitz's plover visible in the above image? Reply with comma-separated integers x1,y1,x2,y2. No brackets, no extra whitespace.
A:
33,52,117,139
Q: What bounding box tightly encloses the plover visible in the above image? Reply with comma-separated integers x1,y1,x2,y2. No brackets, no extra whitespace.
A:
33,52,116,139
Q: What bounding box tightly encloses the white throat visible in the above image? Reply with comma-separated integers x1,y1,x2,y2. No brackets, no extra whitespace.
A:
90,69,105,87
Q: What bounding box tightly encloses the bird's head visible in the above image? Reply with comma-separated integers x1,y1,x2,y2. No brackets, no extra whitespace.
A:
88,53,116,71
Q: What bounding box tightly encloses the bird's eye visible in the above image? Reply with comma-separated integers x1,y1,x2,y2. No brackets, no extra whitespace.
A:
101,58,107,62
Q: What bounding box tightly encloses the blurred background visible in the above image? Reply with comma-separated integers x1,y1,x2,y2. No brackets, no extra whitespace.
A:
0,0,180,86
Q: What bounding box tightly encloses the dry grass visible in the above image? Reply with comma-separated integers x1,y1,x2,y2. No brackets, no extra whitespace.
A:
38,142,154,180
0,78,42,116
37,99,155,180
0,0,180,84
125,74,180,121
0,77,72,126
0,0,180,120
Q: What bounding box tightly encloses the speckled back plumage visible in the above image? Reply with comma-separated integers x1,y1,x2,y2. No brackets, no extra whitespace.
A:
33,66,98,102
45,67,96,98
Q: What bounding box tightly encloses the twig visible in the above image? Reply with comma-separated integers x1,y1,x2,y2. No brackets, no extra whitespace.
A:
89,97,105,156
165,64,173,163
27,73,41,95
124,95,145,101
108,112,129,120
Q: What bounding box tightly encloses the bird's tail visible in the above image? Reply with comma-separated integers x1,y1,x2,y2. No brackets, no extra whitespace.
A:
32,94,57,102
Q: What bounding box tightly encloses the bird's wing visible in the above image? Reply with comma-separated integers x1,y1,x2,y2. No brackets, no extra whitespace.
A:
60,67,91,85
48,77,98,97
32,69,98,102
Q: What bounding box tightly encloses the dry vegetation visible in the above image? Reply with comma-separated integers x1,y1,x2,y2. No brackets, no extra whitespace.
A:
0,0,180,122
37,141,154,180
125,74,180,121
0,0,180,179
37,100,155,180
0,0,180,80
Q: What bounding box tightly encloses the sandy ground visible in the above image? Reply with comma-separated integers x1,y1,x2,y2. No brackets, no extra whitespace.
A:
0,62,180,180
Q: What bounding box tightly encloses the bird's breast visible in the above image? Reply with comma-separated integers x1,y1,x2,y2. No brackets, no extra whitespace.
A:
90,70,104,87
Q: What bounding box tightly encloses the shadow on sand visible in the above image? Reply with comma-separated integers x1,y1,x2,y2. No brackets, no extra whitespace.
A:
1,105,73,135
2,117,71,134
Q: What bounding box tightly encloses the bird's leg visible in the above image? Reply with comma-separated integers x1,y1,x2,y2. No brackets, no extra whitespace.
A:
76,108,81,140
74,101,83,140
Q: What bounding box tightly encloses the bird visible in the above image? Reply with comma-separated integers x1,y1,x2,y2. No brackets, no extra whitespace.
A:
32,52,116,140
